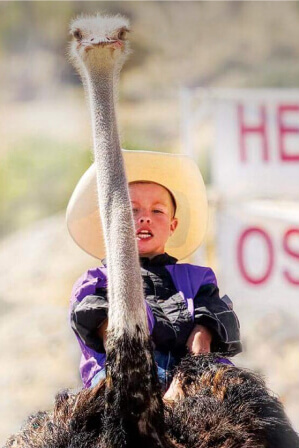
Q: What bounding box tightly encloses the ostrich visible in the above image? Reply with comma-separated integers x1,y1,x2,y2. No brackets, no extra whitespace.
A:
4,12,299,448
67,13,170,448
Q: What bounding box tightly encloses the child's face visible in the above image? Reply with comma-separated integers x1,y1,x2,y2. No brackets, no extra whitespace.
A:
129,182,178,259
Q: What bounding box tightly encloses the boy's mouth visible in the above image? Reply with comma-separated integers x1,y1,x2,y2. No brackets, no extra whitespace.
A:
136,229,153,240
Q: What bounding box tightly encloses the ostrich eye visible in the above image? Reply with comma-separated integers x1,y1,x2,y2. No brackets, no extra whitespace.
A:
73,29,82,41
118,28,127,40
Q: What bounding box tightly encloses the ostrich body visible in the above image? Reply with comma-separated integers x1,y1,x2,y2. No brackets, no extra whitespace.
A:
68,14,168,448
5,354,299,448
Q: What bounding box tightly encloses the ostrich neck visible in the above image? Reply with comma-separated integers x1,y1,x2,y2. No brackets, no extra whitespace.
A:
86,68,147,336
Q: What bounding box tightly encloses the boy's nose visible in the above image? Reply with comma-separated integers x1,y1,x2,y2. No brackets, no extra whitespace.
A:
138,216,151,224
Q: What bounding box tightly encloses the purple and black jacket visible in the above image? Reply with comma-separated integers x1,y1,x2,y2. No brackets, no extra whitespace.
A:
70,253,241,388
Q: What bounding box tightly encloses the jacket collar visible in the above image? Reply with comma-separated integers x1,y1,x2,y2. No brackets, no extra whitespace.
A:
140,252,178,268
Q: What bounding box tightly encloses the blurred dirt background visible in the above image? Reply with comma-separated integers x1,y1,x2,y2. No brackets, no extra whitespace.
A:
1,1,299,444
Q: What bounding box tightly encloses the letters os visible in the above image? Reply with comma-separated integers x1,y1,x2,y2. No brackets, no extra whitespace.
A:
237,226,299,286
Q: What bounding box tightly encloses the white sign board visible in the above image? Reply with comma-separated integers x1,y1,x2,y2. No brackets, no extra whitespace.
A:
213,90,299,199
216,201,299,327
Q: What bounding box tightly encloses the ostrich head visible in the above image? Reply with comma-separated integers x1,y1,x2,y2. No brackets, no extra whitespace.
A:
69,13,131,74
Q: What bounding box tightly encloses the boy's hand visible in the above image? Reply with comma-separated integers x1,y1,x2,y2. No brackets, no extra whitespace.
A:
164,324,213,402
163,376,184,403
186,324,212,354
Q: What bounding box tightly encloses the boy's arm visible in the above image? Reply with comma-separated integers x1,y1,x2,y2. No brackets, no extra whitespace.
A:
193,282,242,356
70,288,109,352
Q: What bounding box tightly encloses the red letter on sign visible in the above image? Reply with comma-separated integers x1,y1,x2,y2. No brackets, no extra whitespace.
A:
278,105,299,161
283,228,299,285
237,227,274,285
238,104,269,163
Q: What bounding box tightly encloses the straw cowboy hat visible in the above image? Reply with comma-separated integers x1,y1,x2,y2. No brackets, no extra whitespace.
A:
66,150,208,260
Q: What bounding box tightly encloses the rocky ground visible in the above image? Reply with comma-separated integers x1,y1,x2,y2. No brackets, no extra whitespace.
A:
0,213,298,444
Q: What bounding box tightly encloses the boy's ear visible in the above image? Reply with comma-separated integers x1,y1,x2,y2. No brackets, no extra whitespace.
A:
170,217,178,236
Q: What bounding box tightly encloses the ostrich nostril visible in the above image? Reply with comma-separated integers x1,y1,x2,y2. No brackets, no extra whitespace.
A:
90,38,94,42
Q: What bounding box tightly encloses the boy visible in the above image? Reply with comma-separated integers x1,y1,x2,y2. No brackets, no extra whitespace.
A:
68,150,241,394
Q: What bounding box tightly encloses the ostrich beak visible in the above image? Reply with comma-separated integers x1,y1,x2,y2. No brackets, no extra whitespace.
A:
82,39,124,51
97,40,124,49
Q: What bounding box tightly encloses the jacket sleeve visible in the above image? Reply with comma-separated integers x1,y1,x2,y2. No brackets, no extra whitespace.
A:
193,272,242,356
71,287,156,353
70,287,109,352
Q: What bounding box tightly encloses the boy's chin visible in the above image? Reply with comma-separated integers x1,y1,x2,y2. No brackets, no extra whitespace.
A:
137,237,166,259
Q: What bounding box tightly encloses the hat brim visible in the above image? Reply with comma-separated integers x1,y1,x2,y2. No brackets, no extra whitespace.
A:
66,150,208,260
